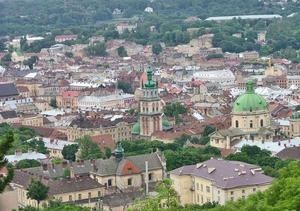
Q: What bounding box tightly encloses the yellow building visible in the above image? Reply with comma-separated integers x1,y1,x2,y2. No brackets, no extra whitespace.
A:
170,159,273,205
265,59,283,77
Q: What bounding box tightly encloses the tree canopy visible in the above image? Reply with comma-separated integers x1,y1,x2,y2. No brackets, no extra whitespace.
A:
62,144,79,162
0,131,14,193
76,136,103,160
27,180,49,208
15,159,41,169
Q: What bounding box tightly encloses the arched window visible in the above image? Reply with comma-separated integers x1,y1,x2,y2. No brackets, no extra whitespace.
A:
260,119,264,127
250,120,253,128
235,120,239,128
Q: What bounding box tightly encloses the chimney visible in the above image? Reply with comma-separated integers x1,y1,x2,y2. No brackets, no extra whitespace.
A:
15,150,22,156
62,161,68,168
42,163,48,171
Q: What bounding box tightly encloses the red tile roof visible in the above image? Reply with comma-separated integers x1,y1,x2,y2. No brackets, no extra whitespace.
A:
91,134,116,151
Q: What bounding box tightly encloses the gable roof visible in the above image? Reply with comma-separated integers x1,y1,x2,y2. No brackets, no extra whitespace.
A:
0,110,18,119
276,147,300,160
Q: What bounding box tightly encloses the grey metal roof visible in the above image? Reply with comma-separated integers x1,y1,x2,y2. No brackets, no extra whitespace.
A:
170,159,273,189
0,83,18,98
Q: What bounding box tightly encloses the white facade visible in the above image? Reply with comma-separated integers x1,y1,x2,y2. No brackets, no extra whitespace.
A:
78,94,134,110
193,69,235,86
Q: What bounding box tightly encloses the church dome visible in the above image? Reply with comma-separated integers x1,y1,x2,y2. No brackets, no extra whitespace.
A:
233,80,268,113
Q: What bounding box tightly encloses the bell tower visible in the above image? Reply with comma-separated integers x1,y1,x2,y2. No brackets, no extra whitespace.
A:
139,68,163,137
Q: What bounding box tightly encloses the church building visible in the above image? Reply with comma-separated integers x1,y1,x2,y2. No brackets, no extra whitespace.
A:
210,80,273,149
132,69,171,139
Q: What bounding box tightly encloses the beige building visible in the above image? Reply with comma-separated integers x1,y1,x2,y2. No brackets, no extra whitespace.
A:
289,111,300,138
265,59,284,77
170,159,272,205
21,115,44,127
56,90,80,112
12,148,165,210
65,115,136,142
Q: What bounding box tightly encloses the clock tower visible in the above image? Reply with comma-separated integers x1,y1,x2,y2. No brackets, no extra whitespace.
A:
139,69,163,137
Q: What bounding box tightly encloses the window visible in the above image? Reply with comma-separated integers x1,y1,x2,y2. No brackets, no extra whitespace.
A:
128,168,132,174
108,179,112,187
260,119,264,127
148,173,152,181
206,186,210,193
78,194,81,200
69,195,72,201
201,184,203,191
197,183,199,190
235,120,239,128
242,190,245,194
250,120,253,128
88,192,91,198
128,178,132,186
98,191,101,197
231,191,234,195
253,188,256,192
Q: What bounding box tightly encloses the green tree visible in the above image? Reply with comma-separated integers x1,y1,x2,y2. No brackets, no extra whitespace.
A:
64,52,74,58
27,138,48,154
152,43,162,55
0,40,5,51
23,56,38,70
117,80,133,93
295,105,300,111
63,168,70,178
104,147,112,159
130,179,179,210
62,144,78,162
49,98,57,108
117,46,128,57
51,158,62,165
77,136,103,160
0,131,14,193
85,42,107,57
26,180,49,208
15,159,41,169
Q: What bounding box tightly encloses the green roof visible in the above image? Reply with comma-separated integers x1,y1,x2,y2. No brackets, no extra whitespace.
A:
131,122,140,135
143,69,156,89
233,80,268,113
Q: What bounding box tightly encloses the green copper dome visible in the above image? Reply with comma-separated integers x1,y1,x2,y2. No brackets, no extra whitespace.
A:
131,122,140,135
143,68,156,89
233,80,268,113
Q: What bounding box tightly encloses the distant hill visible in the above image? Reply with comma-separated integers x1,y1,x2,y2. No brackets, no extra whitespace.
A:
0,0,299,36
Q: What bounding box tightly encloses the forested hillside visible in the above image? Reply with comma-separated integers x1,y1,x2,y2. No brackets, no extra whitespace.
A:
0,0,299,35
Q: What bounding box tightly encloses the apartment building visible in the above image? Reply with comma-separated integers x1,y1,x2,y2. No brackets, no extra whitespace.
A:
170,159,272,205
